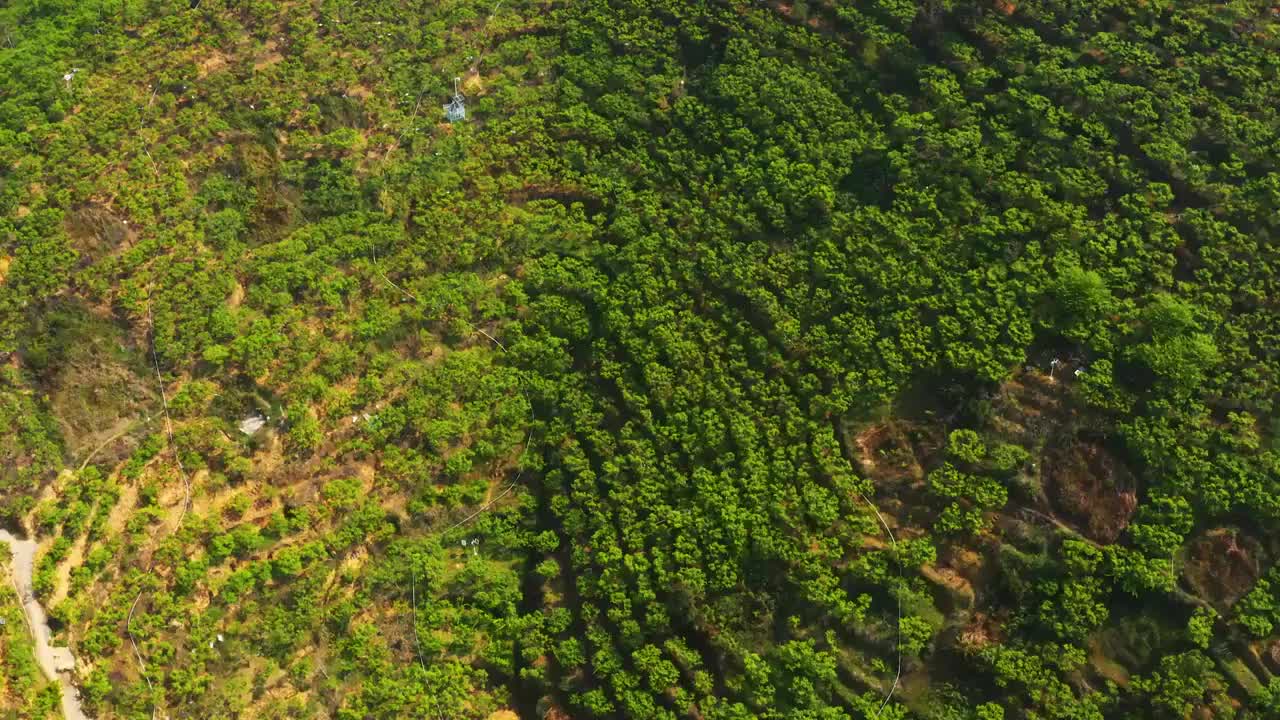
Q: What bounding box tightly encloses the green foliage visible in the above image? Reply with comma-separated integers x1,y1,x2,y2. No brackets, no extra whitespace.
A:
1236,572,1280,639
1047,264,1113,341
987,443,1030,476
4,0,1280,718
1187,607,1216,650
900,615,936,658
286,402,322,455
1131,651,1226,719
928,463,1007,536
1131,294,1221,395
1245,678,1280,720
947,429,986,466
978,643,1104,720
976,703,1003,720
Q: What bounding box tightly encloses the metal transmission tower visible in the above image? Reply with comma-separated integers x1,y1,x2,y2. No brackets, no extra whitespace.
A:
443,77,466,122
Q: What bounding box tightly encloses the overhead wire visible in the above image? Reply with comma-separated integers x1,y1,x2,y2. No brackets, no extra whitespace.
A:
125,293,194,720
410,562,427,674
853,486,902,716
369,245,535,536
370,244,537,679
113,5,200,707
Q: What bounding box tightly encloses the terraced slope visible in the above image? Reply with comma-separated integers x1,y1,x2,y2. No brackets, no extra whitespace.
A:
2,2,1280,720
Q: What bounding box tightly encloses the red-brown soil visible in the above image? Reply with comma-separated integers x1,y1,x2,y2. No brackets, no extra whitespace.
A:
1042,438,1137,544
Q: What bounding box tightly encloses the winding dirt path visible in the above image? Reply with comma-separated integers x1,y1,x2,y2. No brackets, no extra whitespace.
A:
0,529,90,720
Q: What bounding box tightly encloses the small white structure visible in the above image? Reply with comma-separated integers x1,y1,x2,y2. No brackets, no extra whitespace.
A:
238,414,266,435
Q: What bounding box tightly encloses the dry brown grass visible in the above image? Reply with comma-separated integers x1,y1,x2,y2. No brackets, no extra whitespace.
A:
197,49,229,78
103,481,140,537
254,40,285,70
228,280,245,308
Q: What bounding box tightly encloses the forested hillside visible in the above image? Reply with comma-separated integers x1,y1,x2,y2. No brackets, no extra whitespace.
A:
2,0,1280,718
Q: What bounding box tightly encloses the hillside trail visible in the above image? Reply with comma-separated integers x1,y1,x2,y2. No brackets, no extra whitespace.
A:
0,528,91,720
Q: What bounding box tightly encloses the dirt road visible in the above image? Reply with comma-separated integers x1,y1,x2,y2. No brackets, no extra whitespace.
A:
0,529,90,720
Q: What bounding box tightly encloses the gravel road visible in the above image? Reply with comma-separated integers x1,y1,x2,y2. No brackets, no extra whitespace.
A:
0,529,89,720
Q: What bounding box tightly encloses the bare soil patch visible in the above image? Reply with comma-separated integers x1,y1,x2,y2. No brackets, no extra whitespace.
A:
37,310,153,466
49,532,87,606
1265,639,1280,675
1183,528,1263,610
1087,634,1130,687
254,40,284,70
198,49,229,78
844,421,931,486
957,611,1004,651
1041,437,1137,544
988,371,1070,447
228,280,245,308
920,562,975,613
103,481,140,537
65,204,135,265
